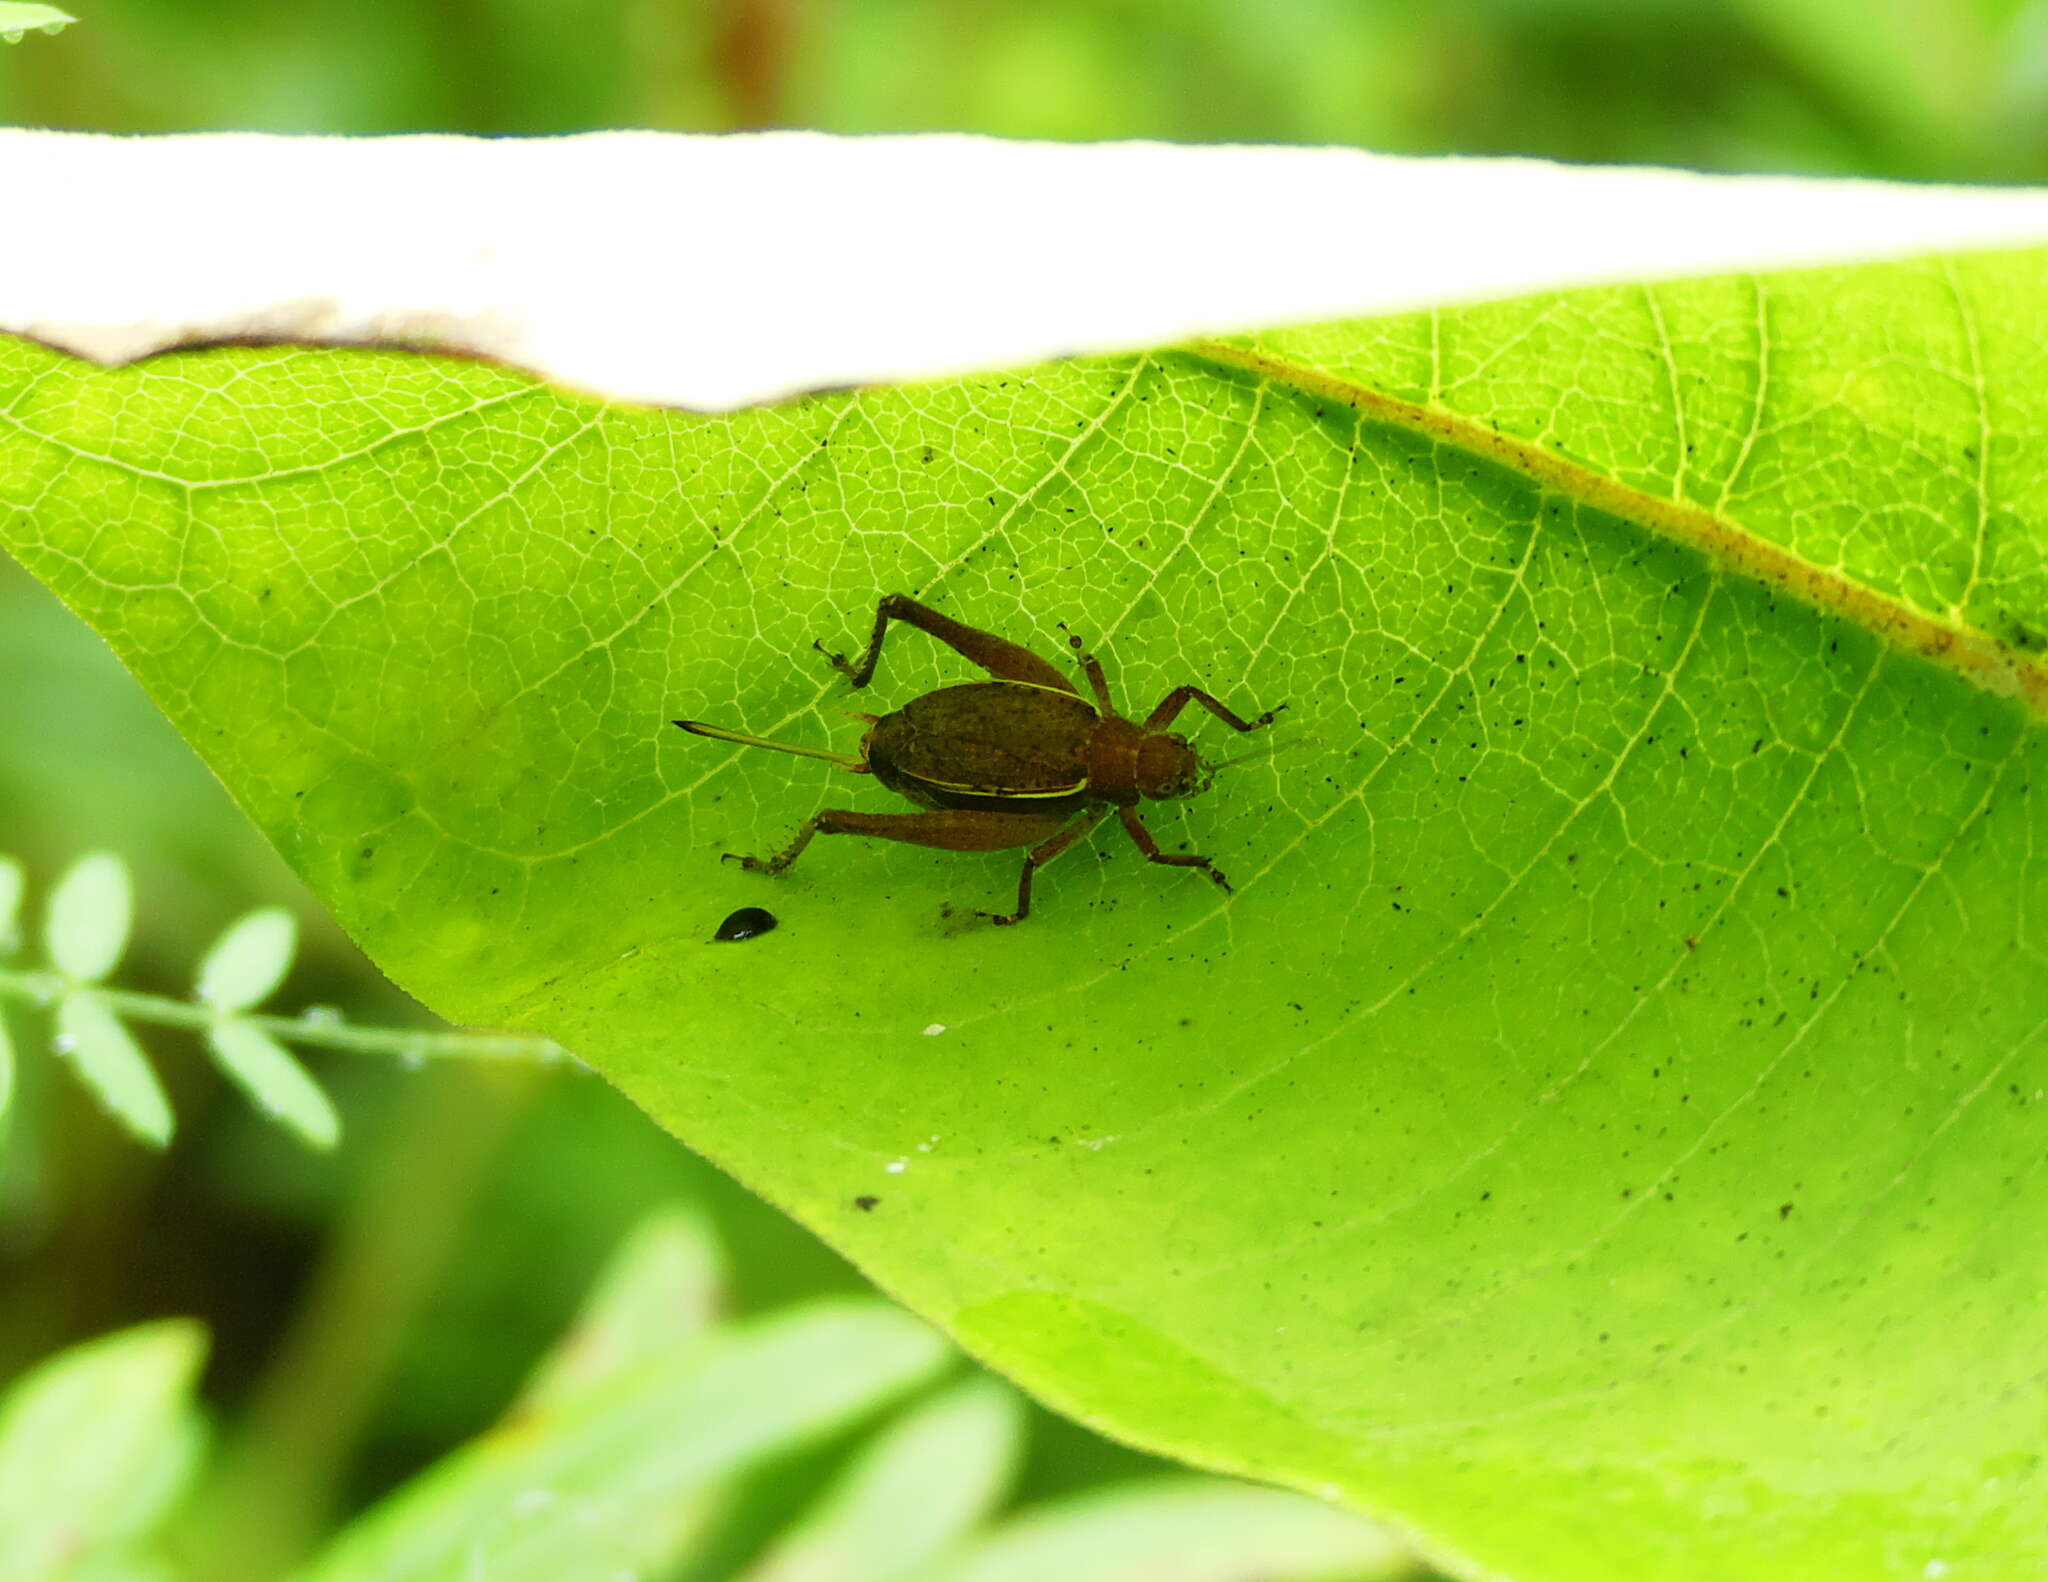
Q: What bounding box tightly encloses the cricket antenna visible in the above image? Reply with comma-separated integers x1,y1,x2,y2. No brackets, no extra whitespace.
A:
672,719,867,772
1208,727,1316,773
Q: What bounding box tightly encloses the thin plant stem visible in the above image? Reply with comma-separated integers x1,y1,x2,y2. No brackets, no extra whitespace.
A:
0,965,569,1063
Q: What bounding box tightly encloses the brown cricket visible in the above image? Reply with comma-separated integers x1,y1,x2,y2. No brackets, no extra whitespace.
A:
674,594,1282,924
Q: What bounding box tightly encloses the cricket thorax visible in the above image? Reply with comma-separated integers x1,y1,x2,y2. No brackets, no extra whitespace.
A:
868,681,1097,805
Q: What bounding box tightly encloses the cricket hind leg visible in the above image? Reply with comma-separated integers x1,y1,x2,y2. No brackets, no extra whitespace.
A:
1116,804,1233,895
818,593,1079,695
724,806,1068,878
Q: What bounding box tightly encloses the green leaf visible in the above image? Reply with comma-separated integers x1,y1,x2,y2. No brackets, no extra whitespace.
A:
0,3,73,41
298,1300,948,1582
740,1376,1025,1582
516,1204,727,1414
923,1478,1410,1582
0,1319,208,1581
1724,0,1993,163
0,1005,14,1128
43,850,132,984
195,905,298,1011
0,853,22,953
5,244,2048,1582
0,853,19,1122
56,993,172,1146
66,1558,177,1582
206,1020,339,1150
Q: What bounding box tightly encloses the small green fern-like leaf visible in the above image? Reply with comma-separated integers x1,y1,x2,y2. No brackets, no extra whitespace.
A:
195,906,297,1013
43,852,132,985
206,1020,339,1151
55,992,172,1147
0,851,565,1150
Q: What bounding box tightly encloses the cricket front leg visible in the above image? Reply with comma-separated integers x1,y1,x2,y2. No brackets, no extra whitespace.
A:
725,806,1068,877
1116,805,1233,895
819,593,1079,695
1143,685,1285,733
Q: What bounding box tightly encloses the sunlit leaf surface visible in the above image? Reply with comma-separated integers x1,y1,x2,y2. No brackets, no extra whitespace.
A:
4,246,2045,1580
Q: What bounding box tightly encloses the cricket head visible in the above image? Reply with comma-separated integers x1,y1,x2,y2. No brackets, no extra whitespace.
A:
1137,730,1206,800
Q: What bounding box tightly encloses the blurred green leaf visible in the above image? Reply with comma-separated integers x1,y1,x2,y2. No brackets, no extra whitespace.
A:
55,992,172,1146
0,1003,13,1128
741,1376,1026,1582
6,240,2048,1582
0,853,17,1125
195,904,298,1011
8,0,2048,179
65,1558,177,1582
207,1019,340,1151
297,1299,948,1582
921,1478,1412,1582
43,850,132,983
1726,0,1996,166
517,1204,727,1415
0,1319,207,1581
0,853,22,952
0,3,72,41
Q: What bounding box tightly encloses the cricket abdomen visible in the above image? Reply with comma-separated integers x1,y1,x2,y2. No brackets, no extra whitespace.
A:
869,681,1098,811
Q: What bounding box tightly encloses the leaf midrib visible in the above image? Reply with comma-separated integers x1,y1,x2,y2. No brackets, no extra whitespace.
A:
1184,337,2048,718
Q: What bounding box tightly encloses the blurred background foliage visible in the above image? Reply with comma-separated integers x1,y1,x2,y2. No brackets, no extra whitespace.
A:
1,0,2041,1576
5,0,2048,177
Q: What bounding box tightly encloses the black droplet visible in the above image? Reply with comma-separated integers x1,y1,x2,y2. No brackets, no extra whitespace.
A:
714,906,778,943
